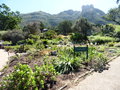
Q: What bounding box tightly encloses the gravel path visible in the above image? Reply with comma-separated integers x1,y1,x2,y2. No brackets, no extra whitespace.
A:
0,49,14,70
69,56,120,90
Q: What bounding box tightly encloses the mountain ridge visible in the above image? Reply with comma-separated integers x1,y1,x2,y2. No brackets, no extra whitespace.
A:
21,5,108,26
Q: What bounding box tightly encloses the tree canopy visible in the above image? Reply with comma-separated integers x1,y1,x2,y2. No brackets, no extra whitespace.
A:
0,3,21,30
72,18,92,36
105,5,120,25
57,20,72,35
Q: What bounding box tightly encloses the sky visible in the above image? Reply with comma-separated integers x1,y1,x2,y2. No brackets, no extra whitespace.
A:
0,0,118,14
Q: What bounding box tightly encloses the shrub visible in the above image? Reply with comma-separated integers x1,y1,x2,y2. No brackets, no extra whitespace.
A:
44,30,57,39
23,22,41,35
114,29,120,39
0,64,36,90
2,41,12,45
2,30,25,44
4,45,20,52
70,33,88,43
108,42,115,47
25,38,34,45
0,63,58,90
89,35,115,44
34,63,57,89
28,34,40,41
92,53,108,72
54,48,82,74
54,56,82,74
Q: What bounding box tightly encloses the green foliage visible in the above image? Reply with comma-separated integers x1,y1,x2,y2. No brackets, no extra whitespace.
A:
114,25,120,38
57,20,72,35
70,33,88,43
25,38,34,45
34,63,57,88
104,5,120,25
2,30,25,44
108,42,115,47
43,30,57,39
2,41,12,45
53,48,82,74
0,64,36,90
28,34,40,41
101,24,115,36
89,35,115,44
72,18,92,36
92,53,108,71
4,45,20,52
0,4,21,30
23,22,41,35
0,63,58,90
54,56,82,74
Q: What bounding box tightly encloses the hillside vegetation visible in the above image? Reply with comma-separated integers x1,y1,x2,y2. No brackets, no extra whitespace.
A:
21,5,109,26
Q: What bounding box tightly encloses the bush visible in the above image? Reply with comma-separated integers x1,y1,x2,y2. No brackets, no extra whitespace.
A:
54,48,82,74
0,63,58,90
92,53,108,72
54,56,82,74
114,29,120,39
2,41,12,45
89,35,115,44
108,42,115,47
44,30,57,39
4,45,20,52
70,33,88,43
2,30,25,44
23,22,41,35
0,64,36,90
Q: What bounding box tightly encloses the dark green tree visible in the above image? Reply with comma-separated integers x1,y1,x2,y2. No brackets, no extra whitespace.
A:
0,4,21,30
104,6,120,25
72,18,92,36
58,20,72,35
23,22,41,35
40,21,45,32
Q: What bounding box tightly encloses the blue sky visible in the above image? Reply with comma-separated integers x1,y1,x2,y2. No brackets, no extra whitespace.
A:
0,0,118,14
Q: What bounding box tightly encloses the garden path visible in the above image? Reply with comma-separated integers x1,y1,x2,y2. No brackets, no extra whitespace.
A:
0,49,14,70
69,56,120,90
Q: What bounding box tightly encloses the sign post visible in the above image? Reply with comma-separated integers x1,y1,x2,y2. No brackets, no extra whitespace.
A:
74,45,88,59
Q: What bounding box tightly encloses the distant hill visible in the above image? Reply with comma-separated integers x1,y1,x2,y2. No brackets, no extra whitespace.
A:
81,5,107,24
21,5,108,27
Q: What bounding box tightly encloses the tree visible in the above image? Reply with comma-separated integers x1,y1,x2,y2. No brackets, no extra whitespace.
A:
40,21,45,32
104,6,120,25
23,22,41,35
72,18,92,36
0,4,21,30
58,20,72,35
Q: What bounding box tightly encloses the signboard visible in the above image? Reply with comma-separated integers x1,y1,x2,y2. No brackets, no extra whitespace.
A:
74,45,88,59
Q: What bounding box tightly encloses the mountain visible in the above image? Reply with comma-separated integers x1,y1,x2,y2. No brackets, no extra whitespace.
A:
81,5,107,24
21,5,108,27
21,10,81,26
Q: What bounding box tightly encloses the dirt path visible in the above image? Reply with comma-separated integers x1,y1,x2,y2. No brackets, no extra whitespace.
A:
69,56,120,90
0,49,14,70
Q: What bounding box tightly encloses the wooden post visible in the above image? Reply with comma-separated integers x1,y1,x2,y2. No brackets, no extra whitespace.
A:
86,45,88,59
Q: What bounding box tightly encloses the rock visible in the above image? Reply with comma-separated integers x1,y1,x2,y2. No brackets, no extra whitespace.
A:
50,51,57,56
